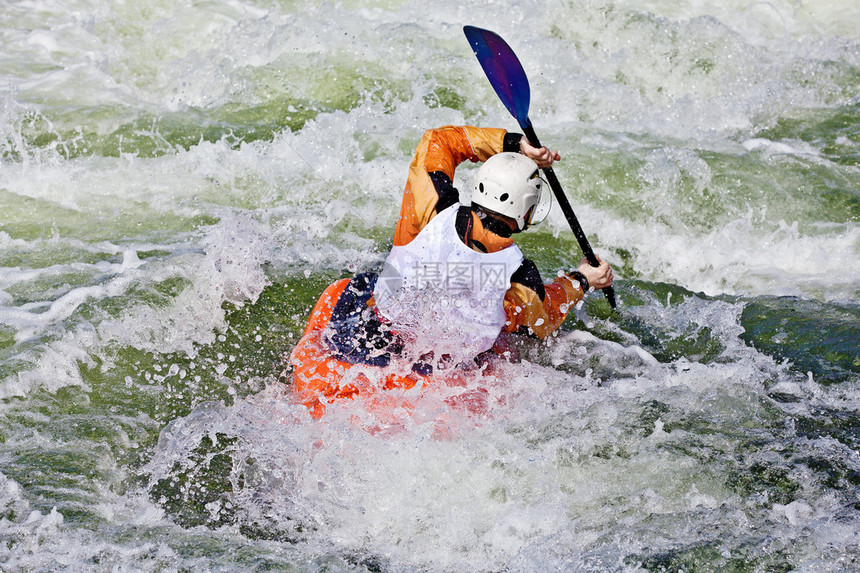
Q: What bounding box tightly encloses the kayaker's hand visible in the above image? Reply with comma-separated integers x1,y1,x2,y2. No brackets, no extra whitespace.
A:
520,136,560,169
577,258,613,290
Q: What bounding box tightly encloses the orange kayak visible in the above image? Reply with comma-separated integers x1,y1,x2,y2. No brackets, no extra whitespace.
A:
288,278,495,425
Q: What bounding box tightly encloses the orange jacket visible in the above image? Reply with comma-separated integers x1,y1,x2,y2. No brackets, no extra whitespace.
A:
390,125,585,339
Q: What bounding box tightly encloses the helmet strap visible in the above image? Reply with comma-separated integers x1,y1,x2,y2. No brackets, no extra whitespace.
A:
473,206,517,238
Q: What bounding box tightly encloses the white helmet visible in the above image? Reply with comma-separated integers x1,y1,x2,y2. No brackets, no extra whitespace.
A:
472,152,550,232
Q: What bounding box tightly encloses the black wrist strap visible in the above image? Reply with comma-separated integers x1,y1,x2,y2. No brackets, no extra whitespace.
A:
503,132,524,153
570,271,589,293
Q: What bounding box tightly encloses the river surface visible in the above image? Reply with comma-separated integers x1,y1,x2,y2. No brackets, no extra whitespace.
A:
1,0,858,571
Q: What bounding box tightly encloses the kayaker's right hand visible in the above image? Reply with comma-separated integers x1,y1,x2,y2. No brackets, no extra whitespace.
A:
577,258,613,290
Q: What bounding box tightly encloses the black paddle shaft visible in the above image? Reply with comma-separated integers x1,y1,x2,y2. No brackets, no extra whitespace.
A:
522,125,618,308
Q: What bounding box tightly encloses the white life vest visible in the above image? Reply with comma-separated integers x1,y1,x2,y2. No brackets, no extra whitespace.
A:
373,204,523,363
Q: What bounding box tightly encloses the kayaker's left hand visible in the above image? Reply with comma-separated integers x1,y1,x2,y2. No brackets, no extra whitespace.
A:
520,136,560,169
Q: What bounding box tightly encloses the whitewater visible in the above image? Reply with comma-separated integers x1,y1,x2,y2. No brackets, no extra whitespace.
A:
1,0,858,571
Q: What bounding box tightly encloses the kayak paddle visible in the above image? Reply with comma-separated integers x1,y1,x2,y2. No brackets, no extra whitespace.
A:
463,25,617,310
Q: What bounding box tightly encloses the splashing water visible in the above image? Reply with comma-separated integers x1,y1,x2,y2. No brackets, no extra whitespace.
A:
1,0,858,571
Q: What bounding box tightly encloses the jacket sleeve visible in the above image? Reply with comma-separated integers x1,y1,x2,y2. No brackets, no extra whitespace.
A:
501,259,586,339
392,126,521,247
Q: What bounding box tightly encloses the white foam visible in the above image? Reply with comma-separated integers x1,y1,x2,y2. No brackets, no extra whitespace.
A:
742,137,823,158
1,329,94,399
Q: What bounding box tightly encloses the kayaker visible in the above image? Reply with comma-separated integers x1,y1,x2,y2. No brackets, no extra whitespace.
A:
319,125,614,374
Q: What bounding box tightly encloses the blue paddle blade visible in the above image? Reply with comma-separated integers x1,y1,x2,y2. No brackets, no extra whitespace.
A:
463,26,531,128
